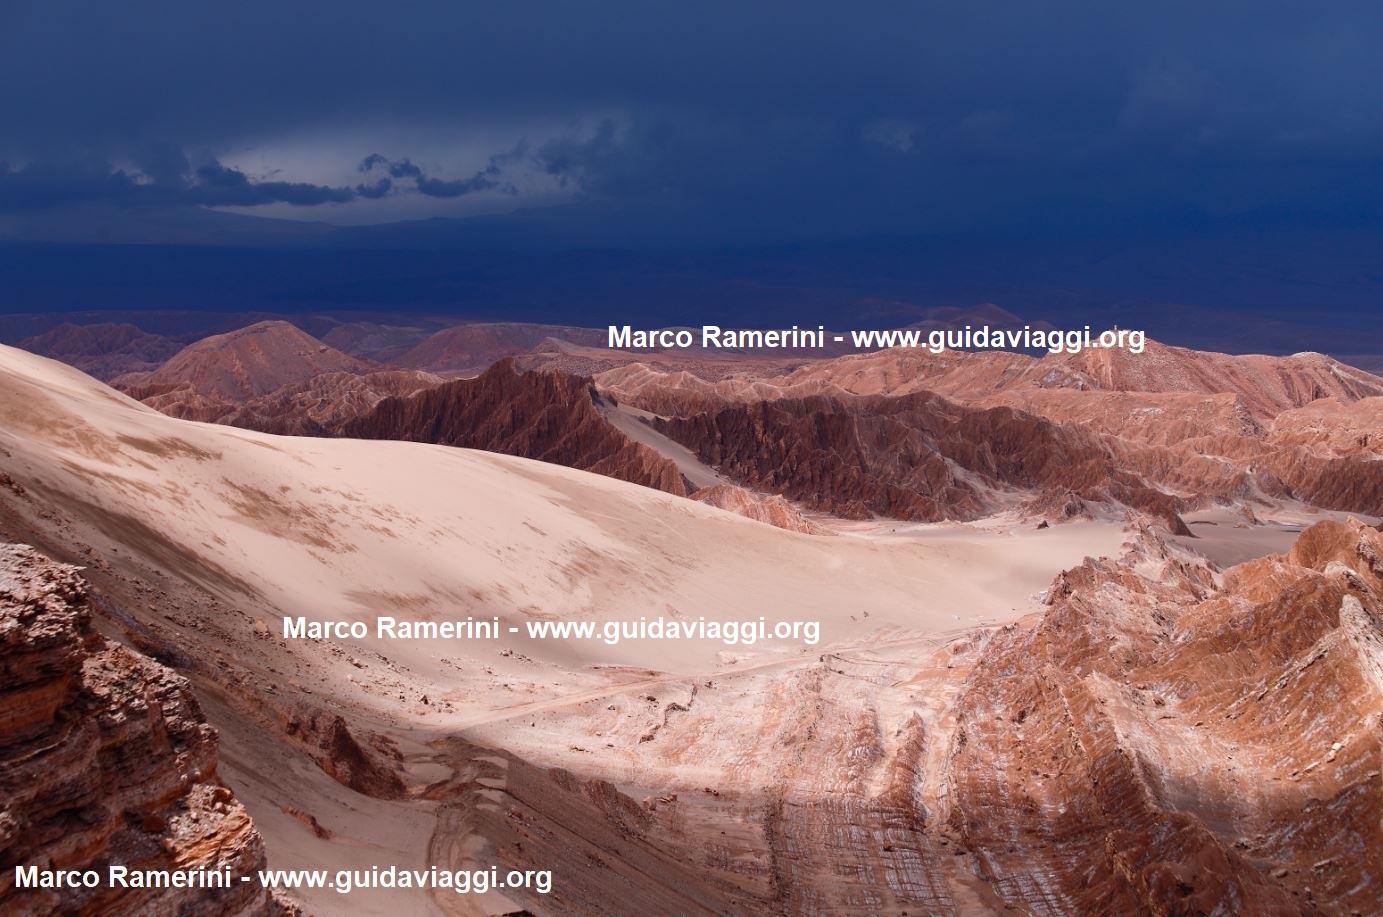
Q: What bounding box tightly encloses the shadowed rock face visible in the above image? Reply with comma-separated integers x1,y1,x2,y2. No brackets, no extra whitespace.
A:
342,359,693,496
948,519,1383,914
0,544,278,916
275,712,404,801
656,392,1191,529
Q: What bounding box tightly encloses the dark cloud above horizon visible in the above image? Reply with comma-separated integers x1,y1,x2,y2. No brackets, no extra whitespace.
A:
1,0,1381,243
0,156,355,211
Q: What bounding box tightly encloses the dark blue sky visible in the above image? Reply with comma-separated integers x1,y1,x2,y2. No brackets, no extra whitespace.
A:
2,0,1381,244
1,0,1381,357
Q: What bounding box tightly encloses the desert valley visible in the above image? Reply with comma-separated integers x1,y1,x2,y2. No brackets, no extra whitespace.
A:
8,4,1383,913
2,314,1381,914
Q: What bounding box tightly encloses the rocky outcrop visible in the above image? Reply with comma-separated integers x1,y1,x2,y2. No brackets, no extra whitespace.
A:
1269,396,1383,454
689,484,827,534
0,544,277,916
342,359,693,496
976,391,1383,515
282,712,405,800
947,519,1383,913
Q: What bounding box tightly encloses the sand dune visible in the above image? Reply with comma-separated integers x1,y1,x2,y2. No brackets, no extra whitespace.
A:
0,342,1123,683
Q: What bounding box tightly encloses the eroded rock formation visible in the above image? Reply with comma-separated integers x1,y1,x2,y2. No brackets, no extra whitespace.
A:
0,544,278,916
690,484,827,534
948,519,1383,913
138,369,442,432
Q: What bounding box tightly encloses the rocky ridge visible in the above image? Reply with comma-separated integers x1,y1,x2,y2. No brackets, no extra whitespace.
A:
342,358,694,496
655,392,1194,529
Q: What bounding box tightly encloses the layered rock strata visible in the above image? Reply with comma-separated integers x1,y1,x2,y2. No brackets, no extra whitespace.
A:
0,544,277,916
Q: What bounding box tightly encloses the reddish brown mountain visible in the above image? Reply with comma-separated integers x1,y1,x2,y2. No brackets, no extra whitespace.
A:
948,518,1383,913
656,390,1383,526
342,359,692,496
1066,341,1383,415
977,391,1383,515
16,322,181,380
116,320,374,402
91,321,1383,530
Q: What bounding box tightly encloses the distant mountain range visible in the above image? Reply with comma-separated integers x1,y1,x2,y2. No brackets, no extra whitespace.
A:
17,314,1379,539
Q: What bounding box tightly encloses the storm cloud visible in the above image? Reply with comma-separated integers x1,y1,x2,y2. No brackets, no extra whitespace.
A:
0,157,357,212
357,151,519,198
1,0,1381,240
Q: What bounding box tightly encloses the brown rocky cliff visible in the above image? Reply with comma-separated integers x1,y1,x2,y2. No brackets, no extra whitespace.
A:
342,359,693,496
0,544,278,916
